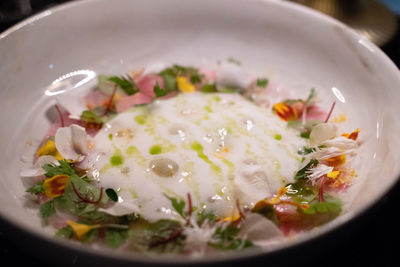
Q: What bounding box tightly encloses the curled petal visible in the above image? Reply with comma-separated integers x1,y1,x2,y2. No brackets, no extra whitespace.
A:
20,156,59,177
98,198,140,216
309,122,338,145
55,124,88,162
240,213,284,247
66,220,99,239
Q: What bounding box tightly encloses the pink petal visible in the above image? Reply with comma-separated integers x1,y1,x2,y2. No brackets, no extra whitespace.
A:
116,93,153,113
136,74,164,98
84,90,110,109
306,105,327,121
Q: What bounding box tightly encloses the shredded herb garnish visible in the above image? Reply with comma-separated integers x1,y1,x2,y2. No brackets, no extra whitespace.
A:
294,158,319,180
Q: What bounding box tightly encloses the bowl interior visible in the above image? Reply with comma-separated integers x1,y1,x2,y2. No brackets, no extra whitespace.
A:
1,0,400,263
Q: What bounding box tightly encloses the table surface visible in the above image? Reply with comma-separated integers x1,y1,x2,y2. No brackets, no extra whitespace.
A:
1,2,400,266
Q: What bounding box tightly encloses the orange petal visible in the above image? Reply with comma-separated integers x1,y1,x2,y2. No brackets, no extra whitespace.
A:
325,154,346,167
273,102,298,121
66,220,99,239
342,128,360,140
43,175,69,198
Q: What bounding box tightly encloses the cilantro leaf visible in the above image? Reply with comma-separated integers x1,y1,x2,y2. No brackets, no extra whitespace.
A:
300,132,310,139
80,110,103,124
294,158,319,180
303,197,342,215
40,200,56,219
164,194,185,218
153,83,168,97
108,76,140,96
61,174,107,216
105,228,129,248
197,210,217,224
26,181,44,195
256,78,268,88
105,188,118,202
42,160,75,178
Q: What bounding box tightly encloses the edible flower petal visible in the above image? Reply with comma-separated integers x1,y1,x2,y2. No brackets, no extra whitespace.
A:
36,140,63,161
43,174,69,198
20,155,59,177
306,164,333,185
176,76,195,93
272,102,298,121
326,154,346,167
327,171,340,179
309,122,338,145
55,124,88,162
183,218,221,258
66,220,99,239
240,213,283,248
342,128,360,141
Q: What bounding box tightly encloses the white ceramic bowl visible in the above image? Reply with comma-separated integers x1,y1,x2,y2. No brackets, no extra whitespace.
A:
1,0,400,265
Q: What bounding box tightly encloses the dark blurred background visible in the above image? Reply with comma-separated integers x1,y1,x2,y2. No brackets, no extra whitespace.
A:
1,0,400,266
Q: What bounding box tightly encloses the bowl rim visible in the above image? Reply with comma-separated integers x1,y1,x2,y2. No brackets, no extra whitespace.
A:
1,0,400,264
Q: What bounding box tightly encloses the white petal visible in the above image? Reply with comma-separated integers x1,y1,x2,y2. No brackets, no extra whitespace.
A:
241,213,284,247
306,164,333,185
321,136,357,150
309,122,338,145
20,155,59,177
55,124,87,162
98,199,140,216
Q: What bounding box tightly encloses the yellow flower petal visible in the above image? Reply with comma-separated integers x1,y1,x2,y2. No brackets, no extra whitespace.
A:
327,171,340,179
66,220,99,239
176,76,195,93
43,175,69,198
332,114,347,123
269,186,287,204
36,140,63,161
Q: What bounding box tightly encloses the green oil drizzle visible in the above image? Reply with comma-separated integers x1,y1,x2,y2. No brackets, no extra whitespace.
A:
110,149,124,166
134,114,147,125
149,145,163,155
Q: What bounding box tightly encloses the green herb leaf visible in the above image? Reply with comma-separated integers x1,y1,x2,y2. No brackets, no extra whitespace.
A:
209,224,254,251
40,200,56,219
256,78,268,88
164,194,185,218
26,181,44,195
303,197,342,215
61,174,106,216
81,228,99,243
197,210,217,225
105,188,118,202
200,83,217,93
105,227,129,248
153,82,168,97
305,88,316,104
80,110,103,124
300,132,310,139
56,225,74,239
108,76,140,96
294,158,319,180
42,160,75,178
